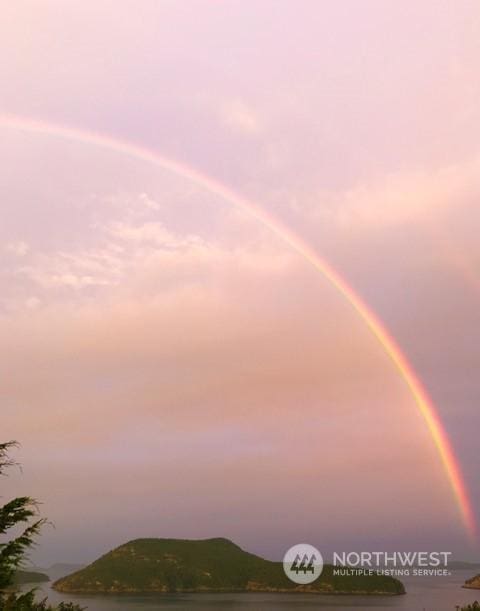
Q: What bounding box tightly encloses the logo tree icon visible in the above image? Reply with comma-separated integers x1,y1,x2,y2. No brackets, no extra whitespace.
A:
290,553,316,575
283,544,324,585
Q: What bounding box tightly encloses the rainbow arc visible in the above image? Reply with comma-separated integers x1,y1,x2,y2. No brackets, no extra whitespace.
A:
0,112,475,540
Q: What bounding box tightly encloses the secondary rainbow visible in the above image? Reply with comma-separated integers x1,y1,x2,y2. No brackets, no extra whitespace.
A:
0,112,475,541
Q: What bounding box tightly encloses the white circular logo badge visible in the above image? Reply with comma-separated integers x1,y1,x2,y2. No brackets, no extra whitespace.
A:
283,543,323,584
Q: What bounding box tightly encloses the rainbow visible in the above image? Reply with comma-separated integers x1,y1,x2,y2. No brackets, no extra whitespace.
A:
0,112,476,540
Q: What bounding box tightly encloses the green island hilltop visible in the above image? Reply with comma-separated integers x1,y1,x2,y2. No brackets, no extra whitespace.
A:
53,538,405,595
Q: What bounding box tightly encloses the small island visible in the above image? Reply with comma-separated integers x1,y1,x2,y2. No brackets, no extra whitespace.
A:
53,537,404,595
14,570,50,585
464,574,480,589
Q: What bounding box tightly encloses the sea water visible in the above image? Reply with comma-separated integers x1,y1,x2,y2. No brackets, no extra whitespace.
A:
29,570,480,611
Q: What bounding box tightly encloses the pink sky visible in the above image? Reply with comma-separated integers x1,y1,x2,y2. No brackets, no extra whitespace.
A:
1,1,479,564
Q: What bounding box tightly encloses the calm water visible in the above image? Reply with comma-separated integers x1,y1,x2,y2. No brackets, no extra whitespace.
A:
30,571,480,611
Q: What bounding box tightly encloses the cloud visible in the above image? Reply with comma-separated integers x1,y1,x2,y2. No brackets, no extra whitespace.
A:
138,192,161,211
217,98,263,136
5,240,29,256
107,220,202,249
295,155,480,232
24,296,41,309
15,252,120,291
4,199,297,308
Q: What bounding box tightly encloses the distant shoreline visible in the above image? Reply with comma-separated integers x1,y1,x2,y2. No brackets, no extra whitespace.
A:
52,585,403,596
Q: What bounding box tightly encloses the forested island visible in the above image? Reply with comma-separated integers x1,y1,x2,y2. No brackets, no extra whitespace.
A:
54,537,405,595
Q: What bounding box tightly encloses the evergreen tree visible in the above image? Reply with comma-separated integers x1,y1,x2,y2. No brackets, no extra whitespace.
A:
0,442,84,611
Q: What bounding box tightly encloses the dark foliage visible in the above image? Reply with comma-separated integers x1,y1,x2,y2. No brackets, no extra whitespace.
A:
0,442,84,610
54,537,405,595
